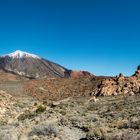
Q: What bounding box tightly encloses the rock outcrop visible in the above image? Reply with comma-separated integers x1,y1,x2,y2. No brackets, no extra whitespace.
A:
92,73,140,96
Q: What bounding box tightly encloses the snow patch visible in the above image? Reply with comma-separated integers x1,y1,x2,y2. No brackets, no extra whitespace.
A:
2,50,41,59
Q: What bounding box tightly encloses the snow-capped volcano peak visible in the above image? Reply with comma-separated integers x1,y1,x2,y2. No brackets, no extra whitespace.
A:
0,50,67,79
3,50,41,59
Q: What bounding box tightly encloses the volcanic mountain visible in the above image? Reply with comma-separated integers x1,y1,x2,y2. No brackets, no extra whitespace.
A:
0,50,67,79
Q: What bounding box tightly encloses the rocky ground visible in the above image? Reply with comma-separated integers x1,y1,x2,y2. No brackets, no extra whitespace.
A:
0,69,140,140
24,73,140,101
0,89,139,140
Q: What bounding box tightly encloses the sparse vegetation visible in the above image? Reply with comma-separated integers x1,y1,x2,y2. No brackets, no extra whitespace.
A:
35,105,46,114
29,124,58,137
0,74,139,140
0,93,139,140
86,126,107,140
17,105,46,121
18,110,36,121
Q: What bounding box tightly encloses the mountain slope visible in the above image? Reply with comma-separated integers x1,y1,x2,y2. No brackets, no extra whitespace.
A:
0,50,67,79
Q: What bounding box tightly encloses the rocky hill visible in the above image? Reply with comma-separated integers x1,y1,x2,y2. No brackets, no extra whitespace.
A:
65,70,93,78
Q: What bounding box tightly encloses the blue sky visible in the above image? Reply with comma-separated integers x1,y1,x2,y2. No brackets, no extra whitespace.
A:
0,0,140,76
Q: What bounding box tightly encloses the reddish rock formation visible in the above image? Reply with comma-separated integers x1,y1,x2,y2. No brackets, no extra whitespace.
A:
24,73,140,101
65,70,93,78
93,74,140,96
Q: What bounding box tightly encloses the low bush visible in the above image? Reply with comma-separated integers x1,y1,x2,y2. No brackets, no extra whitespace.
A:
35,105,46,114
18,110,36,121
86,126,107,140
29,123,58,137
